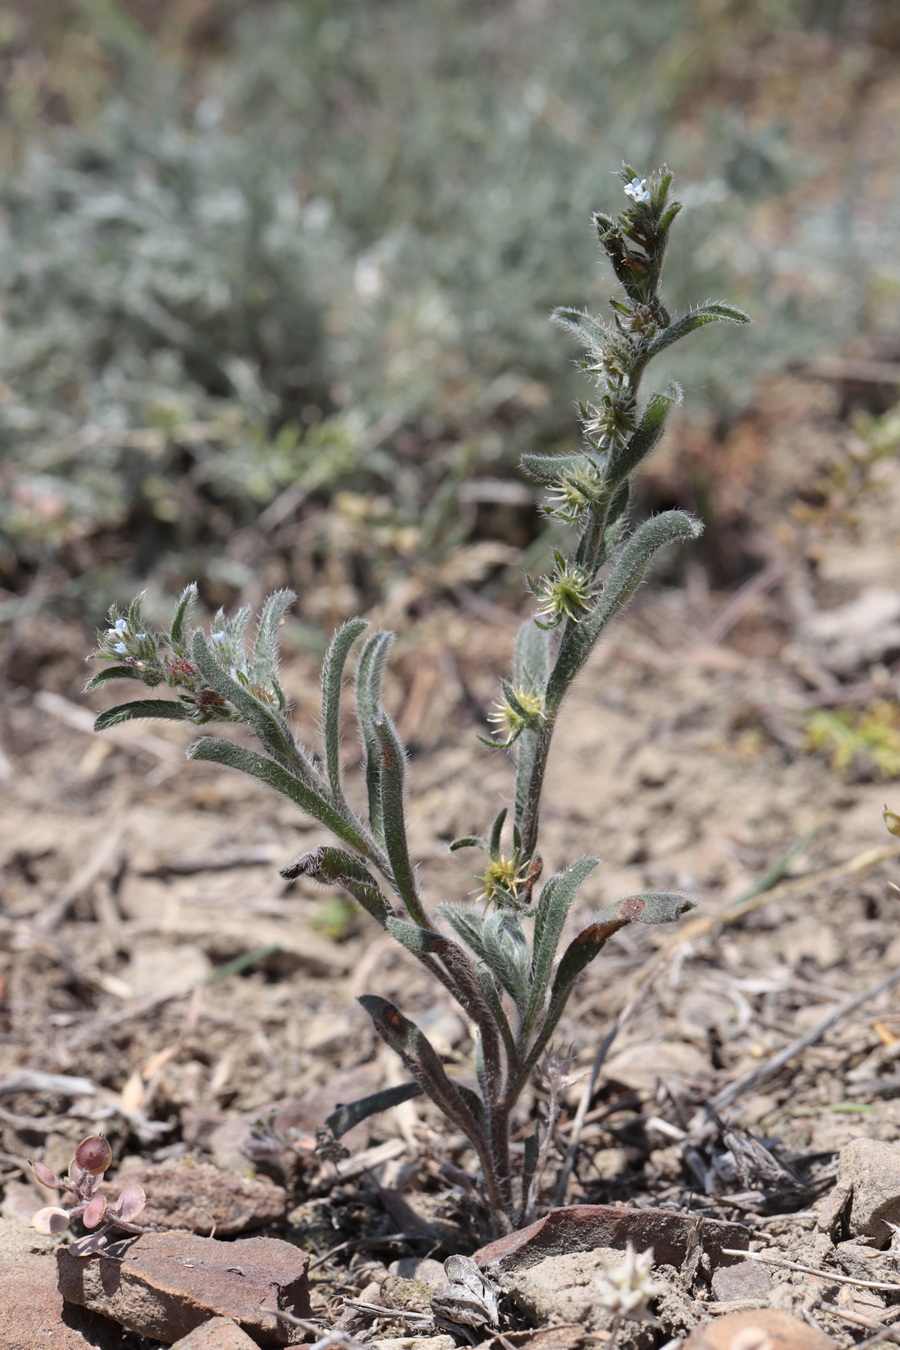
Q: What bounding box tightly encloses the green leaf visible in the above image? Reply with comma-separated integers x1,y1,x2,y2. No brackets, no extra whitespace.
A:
525,856,599,1033
251,589,296,708
449,836,483,852
648,302,750,361
520,451,595,485
488,806,508,858
482,911,529,1007
358,994,486,1147
282,846,390,925
321,617,368,799
355,630,395,838
607,383,682,490
546,510,702,712
85,665,144,690
513,616,554,694
325,1082,423,1139
187,736,369,852
373,716,428,927
192,631,318,785
93,699,196,730
550,306,608,351
594,890,695,927
169,583,198,654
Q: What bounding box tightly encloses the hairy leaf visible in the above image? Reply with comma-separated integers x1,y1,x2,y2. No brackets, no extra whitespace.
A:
546,510,702,712
169,583,199,654
320,617,368,799
325,1082,423,1139
282,846,389,925
606,383,682,489
252,588,296,708
648,302,750,360
374,716,428,926
93,699,196,730
525,856,599,1033
358,995,486,1147
85,665,144,690
187,736,368,852
550,306,608,351
355,630,394,838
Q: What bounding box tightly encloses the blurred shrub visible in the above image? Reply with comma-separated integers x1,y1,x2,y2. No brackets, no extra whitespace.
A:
1,0,897,618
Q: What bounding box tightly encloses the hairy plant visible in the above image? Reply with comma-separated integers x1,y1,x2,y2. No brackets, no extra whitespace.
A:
87,167,748,1233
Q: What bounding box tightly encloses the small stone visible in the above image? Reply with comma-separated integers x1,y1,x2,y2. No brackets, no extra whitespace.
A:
711,1260,773,1303
829,1138,900,1243
103,1161,287,1235
57,1230,311,1346
684,1308,839,1350
170,1317,264,1348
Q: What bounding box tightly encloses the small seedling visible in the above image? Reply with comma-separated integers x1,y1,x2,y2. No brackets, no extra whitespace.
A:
30,1135,147,1256
86,166,748,1234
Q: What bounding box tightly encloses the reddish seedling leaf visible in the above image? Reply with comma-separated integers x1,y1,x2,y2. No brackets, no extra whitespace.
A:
115,1185,146,1224
30,1160,61,1190
68,1160,85,1187
75,1136,112,1176
32,1206,70,1235
82,1193,107,1228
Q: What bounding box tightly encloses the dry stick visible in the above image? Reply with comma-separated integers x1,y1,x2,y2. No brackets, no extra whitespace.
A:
691,963,900,1131
721,1248,900,1294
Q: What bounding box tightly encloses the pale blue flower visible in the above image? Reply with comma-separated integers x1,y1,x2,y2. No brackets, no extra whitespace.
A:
209,632,228,646
114,643,128,654
624,177,650,204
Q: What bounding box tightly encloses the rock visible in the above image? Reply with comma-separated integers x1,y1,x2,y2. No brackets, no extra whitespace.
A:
497,1329,588,1350
0,1216,131,1349
388,1257,447,1287
370,1339,454,1350
170,1316,266,1348
499,1247,652,1344
817,1137,900,1243
104,1162,287,1235
684,1308,840,1350
57,1230,311,1346
475,1204,749,1272
710,1259,773,1303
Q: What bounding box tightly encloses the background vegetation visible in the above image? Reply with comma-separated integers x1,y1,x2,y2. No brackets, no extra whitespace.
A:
1,0,899,630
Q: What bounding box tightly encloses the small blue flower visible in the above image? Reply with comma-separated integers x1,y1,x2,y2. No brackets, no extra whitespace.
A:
624,177,650,204
114,643,128,654
107,618,129,639
134,633,147,641
209,632,228,646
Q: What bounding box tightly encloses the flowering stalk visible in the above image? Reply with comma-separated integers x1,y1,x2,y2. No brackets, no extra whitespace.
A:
86,166,747,1234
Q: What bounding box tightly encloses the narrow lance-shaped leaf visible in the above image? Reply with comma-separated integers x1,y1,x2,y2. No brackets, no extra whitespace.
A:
93,699,197,731
325,1082,423,1140
281,846,390,926
85,665,144,691
520,451,596,485
358,995,487,1154
550,306,609,351
187,736,369,853
374,716,429,927
606,383,682,490
192,631,318,783
546,510,702,713
647,302,750,361
524,856,599,1034
169,583,199,654
354,630,394,838
515,891,696,1091
320,617,368,799
251,589,296,709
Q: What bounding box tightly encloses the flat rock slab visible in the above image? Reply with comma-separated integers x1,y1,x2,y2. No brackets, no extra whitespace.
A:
475,1205,749,1272
57,1230,311,1346
103,1163,287,1236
